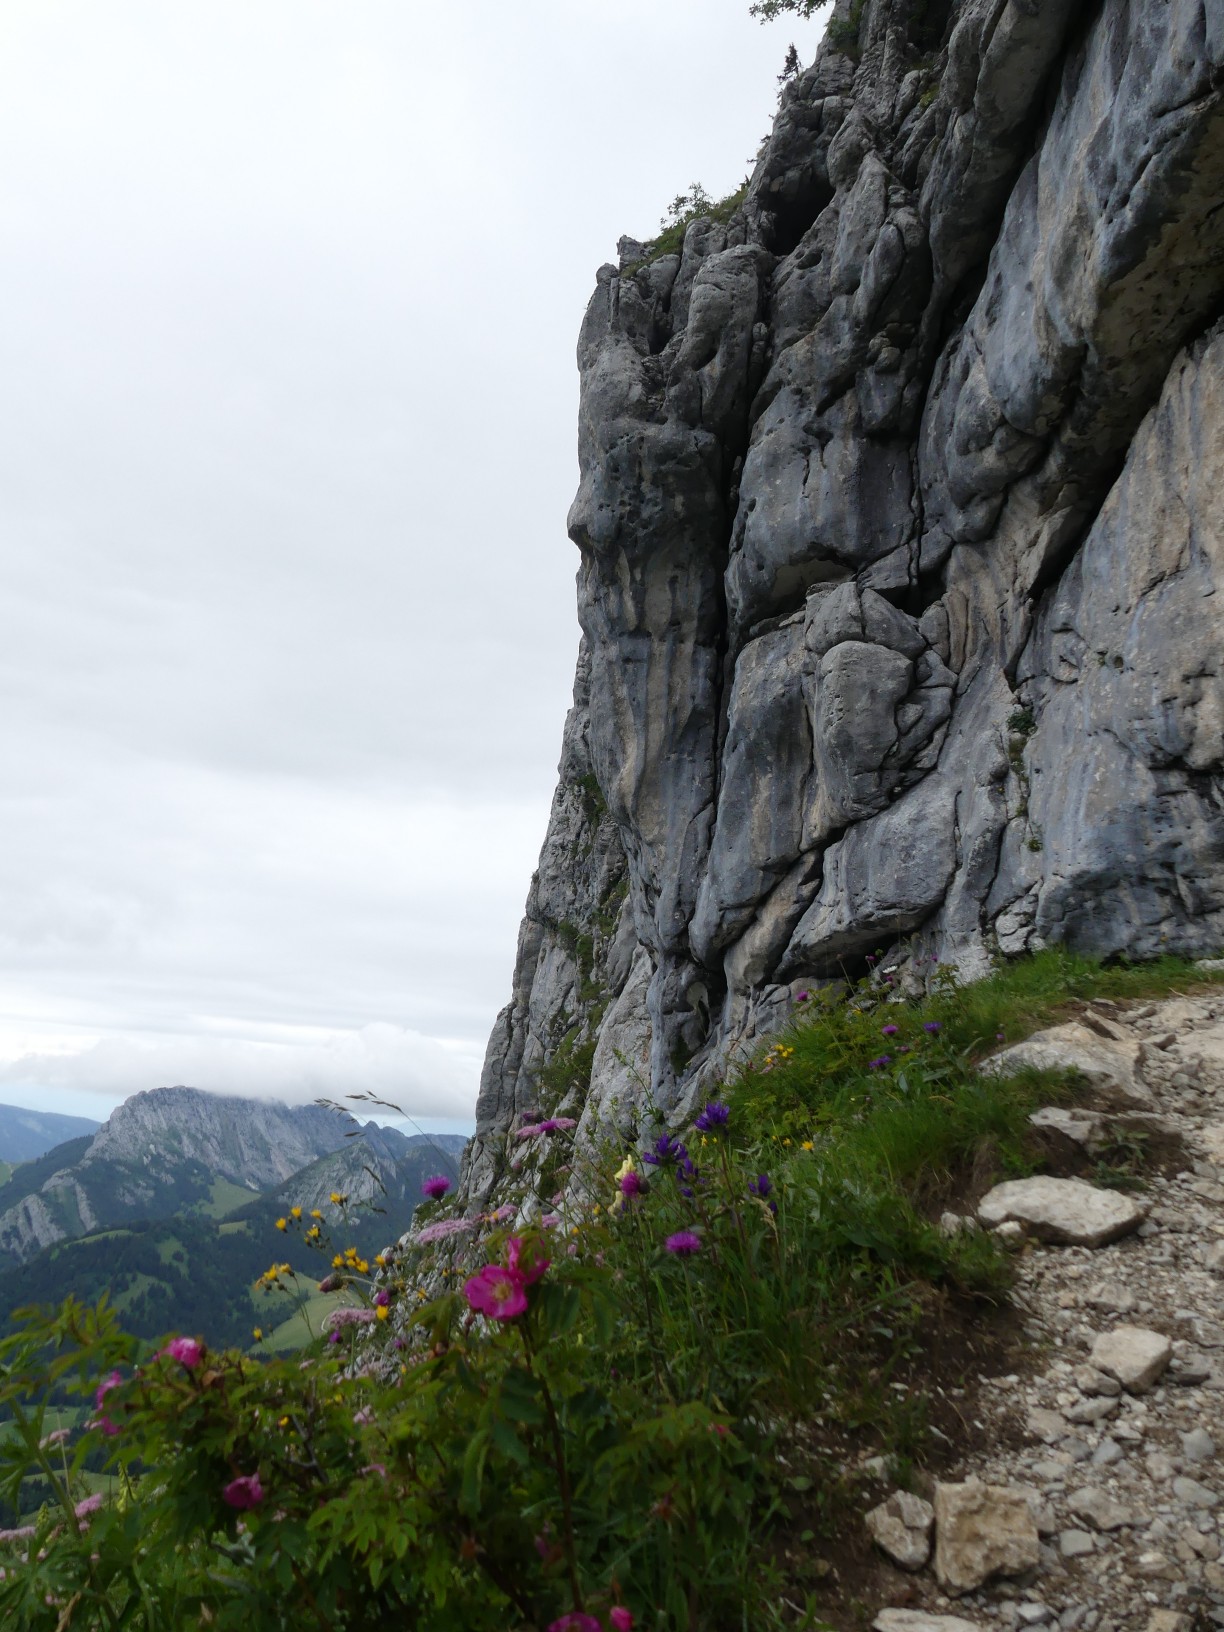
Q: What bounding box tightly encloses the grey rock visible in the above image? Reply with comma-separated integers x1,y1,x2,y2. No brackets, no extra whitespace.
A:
1173,1477,1219,1510
865,1489,935,1571
934,1479,1041,1594
874,1613,984,1632
1182,1430,1216,1464
459,0,1224,1169
1066,1486,1133,1531
1059,1530,1095,1558
1090,1326,1174,1394
978,1177,1146,1247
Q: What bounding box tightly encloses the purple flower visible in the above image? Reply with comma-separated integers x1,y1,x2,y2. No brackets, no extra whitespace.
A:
867,1055,892,1070
610,1611,635,1632
74,1494,103,1520
322,1307,377,1333
665,1230,702,1256
642,1132,687,1167
374,1290,390,1308
222,1473,264,1510
795,990,810,1002
996,1031,1005,1042
620,1170,645,1198
881,1024,899,1036
422,1175,452,1200
328,1331,343,1345
865,954,877,965
515,1116,577,1140
748,1174,772,1199
923,1021,941,1034
694,1102,730,1134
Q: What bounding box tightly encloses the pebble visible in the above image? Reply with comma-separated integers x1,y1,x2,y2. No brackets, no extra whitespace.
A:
1181,1428,1215,1462
1060,1530,1096,1558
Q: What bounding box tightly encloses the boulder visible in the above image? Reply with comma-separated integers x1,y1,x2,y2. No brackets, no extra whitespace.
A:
1089,1326,1173,1393
977,1177,1146,1247
864,1489,934,1571
933,1478,1040,1594
983,1026,1148,1104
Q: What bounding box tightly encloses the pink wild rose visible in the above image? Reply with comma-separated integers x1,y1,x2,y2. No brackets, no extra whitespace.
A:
506,1236,549,1286
222,1474,264,1510
161,1337,203,1369
464,1264,529,1321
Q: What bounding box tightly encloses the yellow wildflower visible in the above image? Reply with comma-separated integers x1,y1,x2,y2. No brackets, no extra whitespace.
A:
329,1192,345,1205
332,1254,344,1269
310,1209,323,1219
290,1206,302,1220
253,1327,263,1341
275,1218,287,1232
801,1140,814,1152
278,1415,290,1428
376,1305,390,1322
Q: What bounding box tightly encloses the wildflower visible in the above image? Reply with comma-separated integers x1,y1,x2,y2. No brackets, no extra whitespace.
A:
665,1230,702,1256
464,1265,529,1321
801,1139,814,1151
642,1133,687,1167
375,1305,390,1322
160,1336,203,1369
867,1055,892,1070
541,1212,561,1228
547,1617,601,1632
506,1236,550,1285
488,1203,517,1222
310,1209,323,1219
620,1170,645,1199
73,1494,103,1520
290,1206,302,1220
748,1174,772,1199
329,1191,346,1205
374,1289,390,1307
275,1218,288,1232
95,1372,122,1408
924,1021,941,1034
694,1101,730,1133
610,1610,635,1632
222,1474,264,1510
328,1331,342,1345
795,990,810,1002
41,1428,70,1448
323,1307,377,1332
253,1328,263,1341
332,1253,344,1268
422,1174,452,1200
882,1024,899,1036
996,1030,1005,1041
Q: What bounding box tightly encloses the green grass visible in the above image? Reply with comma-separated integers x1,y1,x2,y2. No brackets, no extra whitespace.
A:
194,1176,261,1220
260,1289,353,1352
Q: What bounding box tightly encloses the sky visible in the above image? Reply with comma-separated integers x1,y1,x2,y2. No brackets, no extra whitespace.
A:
0,0,830,1133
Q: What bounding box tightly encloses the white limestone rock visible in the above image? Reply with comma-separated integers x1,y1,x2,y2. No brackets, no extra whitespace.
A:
977,1177,1146,1247
865,1489,935,1571
1089,1326,1173,1393
933,1478,1041,1594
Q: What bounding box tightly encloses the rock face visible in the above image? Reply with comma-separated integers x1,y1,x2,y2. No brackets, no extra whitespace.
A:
460,0,1224,1195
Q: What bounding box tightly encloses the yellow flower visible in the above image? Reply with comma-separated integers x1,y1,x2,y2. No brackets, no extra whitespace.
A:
613,1153,636,1183
783,1138,792,1146
310,1209,323,1220
332,1254,344,1268
416,1289,427,1301
275,1218,288,1232
357,1259,369,1274
290,1206,302,1220
281,1263,292,1275
801,1140,814,1152
593,1204,602,1215
253,1327,263,1341
375,1305,390,1322
375,1253,386,1268
329,1192,345,1205
278,1415,290,1428
570,1226,579,1236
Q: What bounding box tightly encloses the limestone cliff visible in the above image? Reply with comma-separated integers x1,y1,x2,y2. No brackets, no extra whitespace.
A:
459,0,1224,1206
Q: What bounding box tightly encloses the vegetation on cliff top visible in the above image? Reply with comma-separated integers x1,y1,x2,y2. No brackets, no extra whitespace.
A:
0,950,1219,1630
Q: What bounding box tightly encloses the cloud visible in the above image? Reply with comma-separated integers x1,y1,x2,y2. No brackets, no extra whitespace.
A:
0,1023,479,1123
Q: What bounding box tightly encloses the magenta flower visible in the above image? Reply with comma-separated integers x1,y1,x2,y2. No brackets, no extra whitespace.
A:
222,1473,264,1510
374,1289,390,1308
881,1024,899,1036
547,1617,601,1632
665,1230,702,1256
95,1371,122,1408
795,990,810,1002
464,1264,529,1320
422,1174,452,1200
160,1337,203,1369
506,1237,550,1286
610,1611,634,1631
620,1170,645,1198
74,1494,104,1520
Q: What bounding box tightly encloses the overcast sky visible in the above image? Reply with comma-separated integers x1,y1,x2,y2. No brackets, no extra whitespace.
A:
0,0,829,1131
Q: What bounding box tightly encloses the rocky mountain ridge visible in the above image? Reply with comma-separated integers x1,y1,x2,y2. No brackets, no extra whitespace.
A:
459,0,1224,1208
0,1086,463,1265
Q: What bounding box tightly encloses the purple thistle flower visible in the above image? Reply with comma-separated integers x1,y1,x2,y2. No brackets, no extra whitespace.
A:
923,1021,941,1034
795,989,810,1002
867,1054,892,1070
422,1175,452,1200
642,1132,688,1167
694,1102,730,1134
881,1024,899,1036
665,1230,702,1256
620,1170,645,1198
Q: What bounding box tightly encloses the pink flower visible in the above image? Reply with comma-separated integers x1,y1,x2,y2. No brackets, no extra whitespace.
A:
464,1264,529,1321
422,1174,452,1200
374,1290,390,1308
95,1371,122,1408
74,1495,104,1520
541,1212,561,1229
620,1171,644,1198
547,1618,601,1632
160,1337,203,1369
665,1230,702,1256
222,1474,264,1510
506,1236,549,1286
610,1610,634,1631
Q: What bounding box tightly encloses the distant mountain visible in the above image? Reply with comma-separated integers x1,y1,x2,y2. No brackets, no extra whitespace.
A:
0,1086,457,1266
0,1104,101,1164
